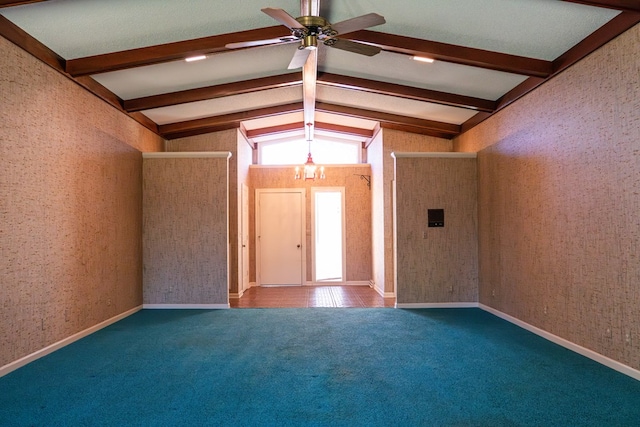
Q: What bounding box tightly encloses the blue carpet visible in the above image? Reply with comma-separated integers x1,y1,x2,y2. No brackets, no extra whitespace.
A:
1,308,639,426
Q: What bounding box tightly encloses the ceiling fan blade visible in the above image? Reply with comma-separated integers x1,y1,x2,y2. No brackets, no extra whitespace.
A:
325,39,381,56
261,7,305,30
329,13,385,36
226,37,298,50
288,47,313,69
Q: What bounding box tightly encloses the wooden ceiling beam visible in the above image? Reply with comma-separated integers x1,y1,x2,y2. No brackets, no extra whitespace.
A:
0,0,48,7
0,15,64,71
160,101,461,140
317,72,496,112
559,0,640,13
124,73,302,112
159,102,303,139
343,30,553,78
65,26,291,77
245,121,374,139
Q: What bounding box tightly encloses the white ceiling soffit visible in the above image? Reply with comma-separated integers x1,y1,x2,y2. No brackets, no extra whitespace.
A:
1,0,618,60
91,44,299,100
142,86,302,125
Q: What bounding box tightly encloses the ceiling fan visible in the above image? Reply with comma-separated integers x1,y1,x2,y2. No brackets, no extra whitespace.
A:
226,7,386,69
226,1,385,140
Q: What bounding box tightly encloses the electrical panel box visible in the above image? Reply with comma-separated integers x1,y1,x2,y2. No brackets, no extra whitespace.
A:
428,209,444,227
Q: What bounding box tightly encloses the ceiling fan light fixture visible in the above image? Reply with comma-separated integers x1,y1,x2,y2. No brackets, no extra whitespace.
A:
185,55,207,62
303,34,318,49
412,56,434,63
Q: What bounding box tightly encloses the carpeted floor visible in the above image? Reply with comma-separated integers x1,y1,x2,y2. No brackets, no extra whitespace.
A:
1,308,639,426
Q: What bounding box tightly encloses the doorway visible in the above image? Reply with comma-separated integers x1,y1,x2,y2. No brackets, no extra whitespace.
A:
256,189,305,286
312,187,346,283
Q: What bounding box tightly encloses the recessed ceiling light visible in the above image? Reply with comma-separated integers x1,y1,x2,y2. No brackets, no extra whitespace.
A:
412,56,434,63
185,55,207,62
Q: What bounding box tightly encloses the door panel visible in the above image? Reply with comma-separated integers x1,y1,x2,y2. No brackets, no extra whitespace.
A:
258,190,304,285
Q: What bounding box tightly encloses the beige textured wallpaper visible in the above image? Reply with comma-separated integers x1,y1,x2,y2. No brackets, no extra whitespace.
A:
455,24,640,369
143,154,230,305
394,154,478,304
378,129,453,294
249,165,372,283
166,130,241,293
1,36,163,367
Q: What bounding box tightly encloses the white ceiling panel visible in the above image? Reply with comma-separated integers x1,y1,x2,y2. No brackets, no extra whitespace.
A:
92,44,299,99
1,0,617,61
321,0,619,60
242,112,304,131
316,86,478,125
320,48,529,101
1,0,296,58
142,86,302,125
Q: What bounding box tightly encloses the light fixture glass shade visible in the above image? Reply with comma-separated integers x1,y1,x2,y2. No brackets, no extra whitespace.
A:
295,124,325,181
294,152,325,180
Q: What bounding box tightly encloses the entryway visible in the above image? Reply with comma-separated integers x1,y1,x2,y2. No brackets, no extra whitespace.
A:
230,285,395,308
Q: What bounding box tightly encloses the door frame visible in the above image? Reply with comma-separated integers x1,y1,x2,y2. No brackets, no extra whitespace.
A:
255,188,306,286
239,183,250,294
311,187,346,283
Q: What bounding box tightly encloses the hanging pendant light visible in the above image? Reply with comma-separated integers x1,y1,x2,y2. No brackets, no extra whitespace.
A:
295,123,325,180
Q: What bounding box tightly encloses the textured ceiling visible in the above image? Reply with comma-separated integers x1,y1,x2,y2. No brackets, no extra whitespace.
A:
1,0,635,143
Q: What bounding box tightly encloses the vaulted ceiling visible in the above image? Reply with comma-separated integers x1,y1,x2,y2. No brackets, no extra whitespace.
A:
2,0,639,146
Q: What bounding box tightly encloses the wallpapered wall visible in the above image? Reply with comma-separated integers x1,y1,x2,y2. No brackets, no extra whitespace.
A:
376,129,453,295
394,155,478,304
143,154,230,306
249,165,373,283
166,131,242,293
455,24,640,370
0,37,163,368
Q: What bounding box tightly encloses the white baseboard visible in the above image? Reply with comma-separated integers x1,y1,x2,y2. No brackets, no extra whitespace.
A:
229,291,243,299
142,303,229,309
371,283,395,298
0,305,142,378
303,281,371,286
479,304,640,382
396,302,479,309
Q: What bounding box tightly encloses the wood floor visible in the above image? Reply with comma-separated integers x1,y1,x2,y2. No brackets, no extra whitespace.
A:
230,285,395,308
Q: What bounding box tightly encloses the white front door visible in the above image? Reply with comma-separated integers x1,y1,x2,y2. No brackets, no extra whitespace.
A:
257,189,305,286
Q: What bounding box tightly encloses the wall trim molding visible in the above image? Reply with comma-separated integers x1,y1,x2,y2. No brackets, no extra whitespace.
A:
142,151,232,159
391,152,477,159
396,302,479,309
0,306,142,378
142,304,229,309
479,304,640,382
229,292,243,299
